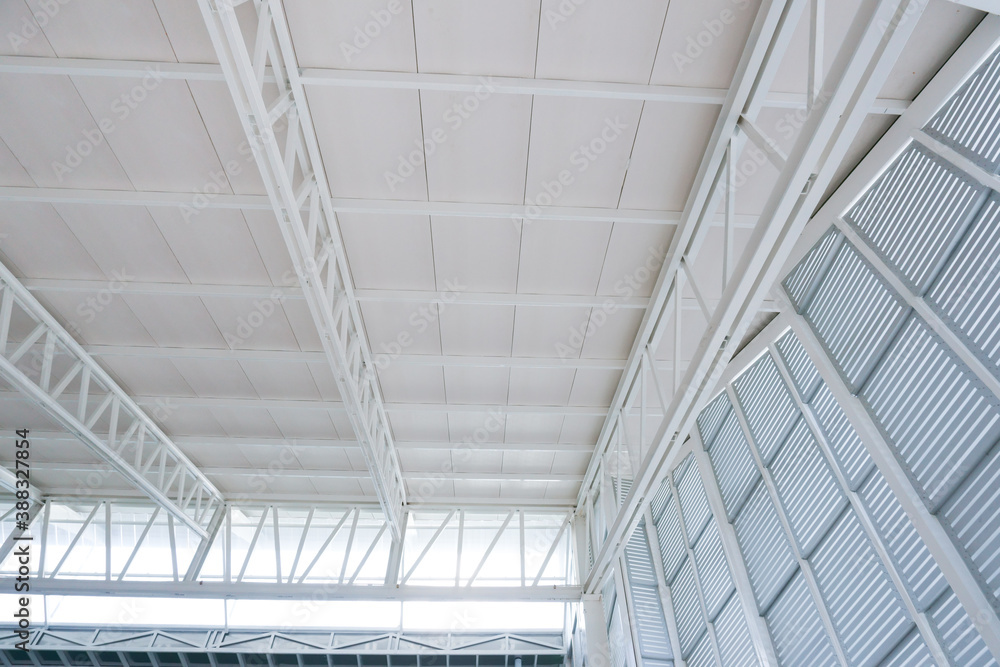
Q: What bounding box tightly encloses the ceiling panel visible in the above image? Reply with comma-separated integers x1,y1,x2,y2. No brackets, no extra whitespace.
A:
100,356,194,397
431,217,521,292
448,412,506,443
439,304,515,356
535,0,670,84
35,291,154,347
361,301,442,355
0,1,56,57
523,97,642,208
568,368,621,407
340,214,436,290
595,223,674,297
0,203,105,279
171,358,258,399
0,138,34,186
444,366,511,406
507,367,576,406
26,0,175,60
0,73,132,189
239,360,323,401
308,87,426,200
517,220,613,295
377,364,447,403
413,0,540,77
284,0,417,71
201,296,300,350
153,0,218,63
210,406,283,439
421,91,532,204
510,305,593,358
122,295,229,348
503,413,564,444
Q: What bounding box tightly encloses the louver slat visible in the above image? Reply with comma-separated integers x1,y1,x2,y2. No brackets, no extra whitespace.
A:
880,629,936,667
860,468,948,611
926,47,1000,172
845,143,985,293
692,521,735,621
810,508,913,667
675,456,713,546
929,589,998,667
765,571,839,666
809,382,874,490
732,354,799,464
783,227,840,310
656,494,687,584
941,441,1000,603
707,410,760,521
714,592,758,667
803,241,908,390
768,418,847,557
650,478,672,524
685,633,718,667
673,557,707,659
929,194,1000,377
775,331,822,400
625,522,673,662
698,392,733,449
733,482,797,613
861,315,1000,511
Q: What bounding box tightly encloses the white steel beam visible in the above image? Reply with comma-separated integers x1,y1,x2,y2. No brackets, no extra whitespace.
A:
787,309,1000,659
195,0,406,538
0,264,222,537
580,0,928,595
0,55,909,112
30,579,583,601
944,0,1000,13
0,185,761,228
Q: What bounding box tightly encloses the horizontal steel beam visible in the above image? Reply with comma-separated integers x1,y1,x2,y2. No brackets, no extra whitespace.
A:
0,186,761,227
40,491,577,508
0,55,909,112
30,579,584,601
26,431,597,453
0,391,628,417
32,461,585,483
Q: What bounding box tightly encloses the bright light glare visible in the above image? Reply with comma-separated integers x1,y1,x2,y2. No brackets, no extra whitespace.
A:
402,601,566,631
43,595,226,626
226,599,401,629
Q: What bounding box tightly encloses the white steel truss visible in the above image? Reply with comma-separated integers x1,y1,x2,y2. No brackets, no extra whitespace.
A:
0,628,568,663
0,263,222,538
577,0,929,596
1,499,578,602
195,0,406,538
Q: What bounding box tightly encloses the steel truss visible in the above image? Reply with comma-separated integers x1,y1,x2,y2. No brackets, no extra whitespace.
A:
577,0,931,595
194,0,405,538
0,628,567,664
0,264,222,538
2,499,577,601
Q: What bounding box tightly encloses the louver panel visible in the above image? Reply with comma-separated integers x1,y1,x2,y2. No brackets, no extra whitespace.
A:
941,442,1000,603
861,315,1000,510
845,143,985,292
809,383,874,490
692,521,735,621
608,601,628,667
810,508,913,667
926,46,1000,172
686,633,718,667
650,478,672,524
625,522,674,662
880,629,936,667
929,589,998,667
783,227,840,311
859,469,948,611
765,571,839,667
673,557,707,659
768,418,847,557
775,331,822,400
802,242,907,390
698,392,733,449
733,482,797,613
675,457,713,546
714,592,759,667
603,573,618,622
707,410,760,521
733,354,799,464
928,194,1000,377
656,495,687,584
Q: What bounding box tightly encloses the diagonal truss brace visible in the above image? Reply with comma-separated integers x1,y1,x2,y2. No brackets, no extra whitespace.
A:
0,263,222,537
196,0,405,538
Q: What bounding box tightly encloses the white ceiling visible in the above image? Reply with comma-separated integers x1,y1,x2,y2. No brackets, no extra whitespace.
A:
0,0,985,506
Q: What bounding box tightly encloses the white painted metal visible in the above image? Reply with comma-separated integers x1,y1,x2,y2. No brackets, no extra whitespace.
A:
0,264,222,537
195,0,406,539
0,55,910,111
